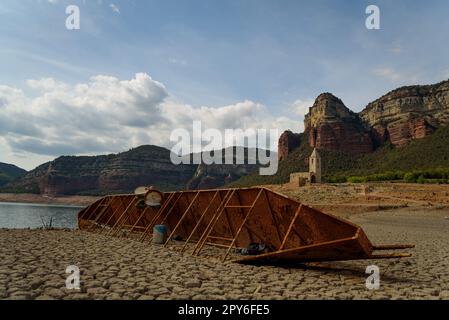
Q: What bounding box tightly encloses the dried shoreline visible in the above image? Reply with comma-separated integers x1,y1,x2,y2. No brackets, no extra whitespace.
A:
1,184,449,300
2,182,449,212
1,206,448,300
0,193,99,207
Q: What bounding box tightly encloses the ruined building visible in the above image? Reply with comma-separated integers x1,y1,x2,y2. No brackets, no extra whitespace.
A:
289,148,322,186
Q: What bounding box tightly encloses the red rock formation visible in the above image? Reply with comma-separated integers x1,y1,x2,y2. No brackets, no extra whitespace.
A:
379,117,437,147
411,117,437,139
305,93,374,154
278,79,449,159
308,122,373,154
360,80,449,147
278,131,302,160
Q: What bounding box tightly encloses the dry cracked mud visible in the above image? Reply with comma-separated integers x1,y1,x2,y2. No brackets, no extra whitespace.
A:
1,206,448,300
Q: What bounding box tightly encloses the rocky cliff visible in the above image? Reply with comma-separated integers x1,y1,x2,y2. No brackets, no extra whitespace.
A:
187,163,258,190
186,147,265,189
304,93,373,154
3,146,196,195
2,146,265,196
278,131,302,161
360,80,449,147
279,79,449,159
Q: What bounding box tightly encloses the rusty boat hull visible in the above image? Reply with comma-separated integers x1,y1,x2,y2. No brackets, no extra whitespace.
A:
78,187,414,264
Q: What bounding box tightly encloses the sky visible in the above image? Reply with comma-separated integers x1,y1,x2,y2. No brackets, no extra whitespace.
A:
1,0,449,170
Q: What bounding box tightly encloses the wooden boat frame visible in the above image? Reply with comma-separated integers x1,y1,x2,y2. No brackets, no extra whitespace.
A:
78,187,414,264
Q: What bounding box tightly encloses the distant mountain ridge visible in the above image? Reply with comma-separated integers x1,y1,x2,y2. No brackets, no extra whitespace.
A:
0,162,27,187
1,145,271,196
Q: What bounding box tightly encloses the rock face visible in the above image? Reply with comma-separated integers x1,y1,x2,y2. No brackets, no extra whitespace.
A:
278,131,302,161
360,80,449,147
278,79,449,159
5,146,197,196
304,93,374,154
187,147,264,189
187,163,258,190
3,146,265,196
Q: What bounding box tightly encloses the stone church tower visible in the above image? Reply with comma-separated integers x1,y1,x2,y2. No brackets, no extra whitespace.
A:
309,148,321,183
289,148,322,186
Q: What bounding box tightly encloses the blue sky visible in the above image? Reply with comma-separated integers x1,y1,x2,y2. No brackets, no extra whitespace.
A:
1,0,449,170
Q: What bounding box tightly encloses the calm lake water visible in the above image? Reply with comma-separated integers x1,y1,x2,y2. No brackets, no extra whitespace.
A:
0,202,82,229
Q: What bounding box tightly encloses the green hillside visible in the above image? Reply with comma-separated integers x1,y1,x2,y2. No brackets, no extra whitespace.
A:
230,126,449,187
0,163,27,187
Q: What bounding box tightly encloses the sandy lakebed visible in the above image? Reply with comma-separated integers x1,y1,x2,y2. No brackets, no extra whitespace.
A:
0,193,99,207
1,184,449,300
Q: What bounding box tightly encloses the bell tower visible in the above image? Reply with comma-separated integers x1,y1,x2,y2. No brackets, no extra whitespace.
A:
309,148,321,183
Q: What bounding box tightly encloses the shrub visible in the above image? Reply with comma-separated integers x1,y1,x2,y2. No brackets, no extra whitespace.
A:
417,175,425,184
404,172,417,183
325,176,347,183
347,176,366,183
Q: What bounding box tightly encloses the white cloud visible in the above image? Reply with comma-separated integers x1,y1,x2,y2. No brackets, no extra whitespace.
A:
109,3,120,14
290,99,313,117
287,99,314,132
0,73,301,164
26,78,66,92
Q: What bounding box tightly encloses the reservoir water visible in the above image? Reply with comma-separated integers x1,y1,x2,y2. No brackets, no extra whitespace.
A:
0,202,81,229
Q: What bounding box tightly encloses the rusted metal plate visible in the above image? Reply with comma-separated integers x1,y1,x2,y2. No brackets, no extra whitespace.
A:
78,187,414,264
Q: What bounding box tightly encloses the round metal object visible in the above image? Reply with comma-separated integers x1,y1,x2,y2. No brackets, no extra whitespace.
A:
144,189,164,207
